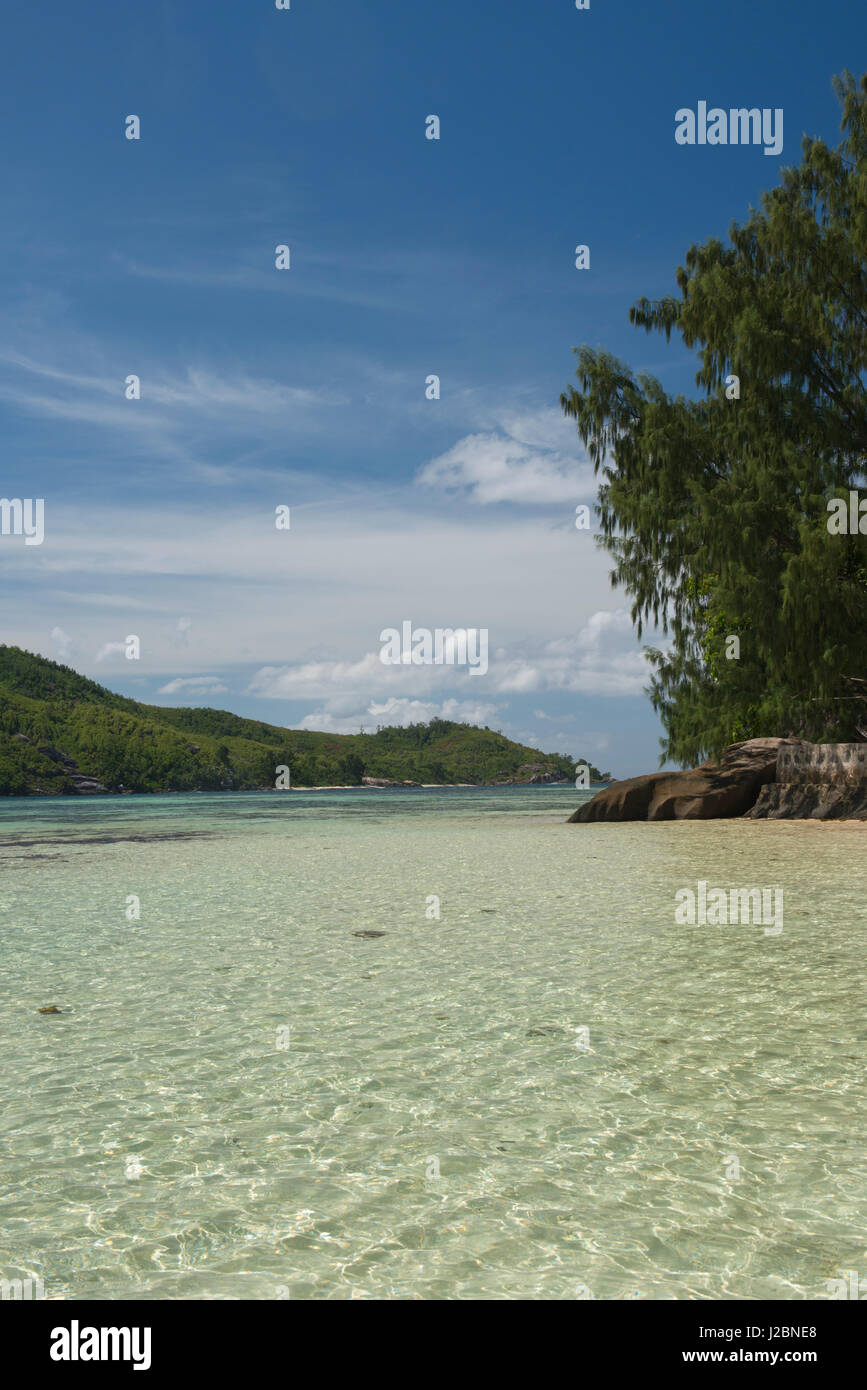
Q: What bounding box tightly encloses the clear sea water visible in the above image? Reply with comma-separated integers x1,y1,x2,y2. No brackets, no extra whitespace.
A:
1,787,865,1301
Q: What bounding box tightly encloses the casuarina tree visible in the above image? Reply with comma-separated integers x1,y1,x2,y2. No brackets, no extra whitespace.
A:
561,71,867,766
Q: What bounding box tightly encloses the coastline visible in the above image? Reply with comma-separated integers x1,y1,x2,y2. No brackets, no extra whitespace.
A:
1,780,594,798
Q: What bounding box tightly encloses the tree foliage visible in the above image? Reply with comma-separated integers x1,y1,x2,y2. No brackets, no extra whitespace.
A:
561,71,867,765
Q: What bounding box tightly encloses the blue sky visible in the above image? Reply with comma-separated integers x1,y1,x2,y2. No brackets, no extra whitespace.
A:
0,0,863,775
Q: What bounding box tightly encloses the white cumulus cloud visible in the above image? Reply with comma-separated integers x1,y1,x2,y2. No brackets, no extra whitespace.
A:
157,676,228,696
295,696,502,735
417,407,596,505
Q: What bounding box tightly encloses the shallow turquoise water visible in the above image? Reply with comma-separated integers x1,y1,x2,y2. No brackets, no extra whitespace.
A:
1,788,865,1300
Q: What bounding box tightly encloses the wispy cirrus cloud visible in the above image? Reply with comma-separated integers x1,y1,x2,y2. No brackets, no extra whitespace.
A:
0,351,344,429
112,249,427,314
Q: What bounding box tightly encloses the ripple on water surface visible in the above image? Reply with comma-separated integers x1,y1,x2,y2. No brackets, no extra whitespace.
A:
0,789,865,1299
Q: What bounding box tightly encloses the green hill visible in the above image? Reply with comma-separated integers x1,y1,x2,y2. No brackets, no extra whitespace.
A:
0,646,608,795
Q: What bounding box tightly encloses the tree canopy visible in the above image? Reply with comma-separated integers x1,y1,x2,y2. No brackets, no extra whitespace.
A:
561,71,867,766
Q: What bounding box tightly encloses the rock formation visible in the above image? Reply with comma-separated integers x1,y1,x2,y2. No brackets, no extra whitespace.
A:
749,743,867,819
567,737,867,822
35,745,109,794
503,763,570,785
361,776,421,788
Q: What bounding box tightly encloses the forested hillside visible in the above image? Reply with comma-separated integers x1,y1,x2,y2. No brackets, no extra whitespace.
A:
0,647,607,794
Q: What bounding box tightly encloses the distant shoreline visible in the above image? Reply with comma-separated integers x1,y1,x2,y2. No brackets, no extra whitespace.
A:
2,781,608,799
